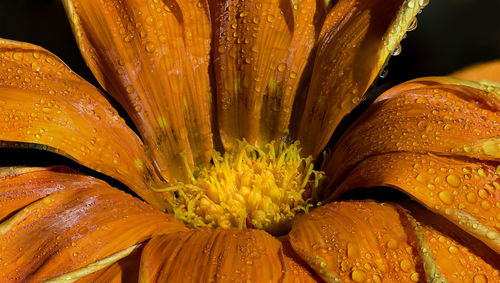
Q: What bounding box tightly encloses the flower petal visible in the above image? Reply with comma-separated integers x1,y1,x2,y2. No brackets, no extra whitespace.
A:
335,152,500,253
139,228,285,282
296,0,426,157
404,200,500,282
64,0,213,181
0,166,102,221
75,245,143,283
324,77,500,191
280,236,321,283
323,77,500,251
210,0,319,149
0,39,164,209
0,167,186,281
289,201,425,282
452,59,500,84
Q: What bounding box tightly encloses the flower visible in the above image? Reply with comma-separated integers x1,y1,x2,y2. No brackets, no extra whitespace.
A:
0,0,499,282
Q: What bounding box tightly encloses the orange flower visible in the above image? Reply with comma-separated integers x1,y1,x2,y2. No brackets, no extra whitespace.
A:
0,0,499,282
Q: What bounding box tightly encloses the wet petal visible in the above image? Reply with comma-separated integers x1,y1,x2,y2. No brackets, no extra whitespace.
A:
403,201,500,282
0,39,164,209
0,168,186,282
210,0,319,149
0,166,103,221
452,59,500,84
289,201,425,282
280,236,320,283
75,245,143,283
422,225,499,282
336,152,500,253
296,0,426,157
64,0,213,181
324,77,500,193
139,228,285,282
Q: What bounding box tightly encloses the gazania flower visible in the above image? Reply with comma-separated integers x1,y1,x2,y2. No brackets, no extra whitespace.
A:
0,0,499,281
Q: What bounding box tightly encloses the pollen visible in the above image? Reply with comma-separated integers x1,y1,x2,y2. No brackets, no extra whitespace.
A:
160,140,324,234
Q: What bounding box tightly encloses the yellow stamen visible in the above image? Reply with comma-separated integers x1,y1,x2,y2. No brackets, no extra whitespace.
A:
163,140,324,235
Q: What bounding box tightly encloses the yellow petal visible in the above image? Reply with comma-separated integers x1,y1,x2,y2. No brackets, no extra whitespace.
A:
0,168,186,282
0,39,163,209
139,228,285,282
296,0,426,158
64,0,214,181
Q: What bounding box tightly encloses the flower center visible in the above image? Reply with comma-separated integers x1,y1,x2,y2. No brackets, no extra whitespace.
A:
164,140,324,235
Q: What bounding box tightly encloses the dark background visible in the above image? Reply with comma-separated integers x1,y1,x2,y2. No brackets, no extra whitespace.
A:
1,0,499,87
0,0,499,181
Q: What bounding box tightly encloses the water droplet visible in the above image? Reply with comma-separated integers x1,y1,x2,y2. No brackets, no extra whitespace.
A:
145,42,155,53
448,246,458,254
473,274,488,283
13,53,23,61
478,189,488,199
438,190,454,205
380,68,388,78
407,18,418,31
445,174,461,188
217,45,226,54
125,85,134,93
392,44,401,56
466,192,477,203
481,200,491,210
486,230,498,240
351,270,366,282
400,258,412,272
277,63,286,72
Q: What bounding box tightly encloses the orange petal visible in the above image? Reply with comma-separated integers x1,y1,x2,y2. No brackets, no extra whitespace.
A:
289,201,425,282
452,59,500,84
336,152,500,253
64,0,213,181
280,236,321,283
210,0,319,149
0,170,186,282
324,77,500,193
296,0,426,158
0,166,102,221
76,245,143,283
139,228,285,282
422,225,500,282
0,39,164,209
403,200,500,282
